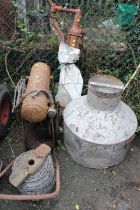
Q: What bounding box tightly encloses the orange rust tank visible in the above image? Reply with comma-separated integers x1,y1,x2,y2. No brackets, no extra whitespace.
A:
21,62,51,123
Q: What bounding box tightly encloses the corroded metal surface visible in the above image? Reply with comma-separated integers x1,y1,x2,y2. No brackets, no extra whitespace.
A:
64,96,137,145
64,75,137,168
50,4,84,48
64,122,135,168
0,160,14,178
21,62,51,123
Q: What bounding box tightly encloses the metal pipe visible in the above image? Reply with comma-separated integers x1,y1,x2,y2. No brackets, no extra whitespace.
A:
51,4,81,14
0,161,14,178
50,16,65,42
0,151,60,201
67,8,83,47
50,3,84,47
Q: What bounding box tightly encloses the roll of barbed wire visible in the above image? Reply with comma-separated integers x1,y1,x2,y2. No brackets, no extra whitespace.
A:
12,151,56,195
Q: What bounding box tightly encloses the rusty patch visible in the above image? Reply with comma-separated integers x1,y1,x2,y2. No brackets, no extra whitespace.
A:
21,62,51,123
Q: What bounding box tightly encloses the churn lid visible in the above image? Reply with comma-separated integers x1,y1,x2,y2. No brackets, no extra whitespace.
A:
89,75,124,98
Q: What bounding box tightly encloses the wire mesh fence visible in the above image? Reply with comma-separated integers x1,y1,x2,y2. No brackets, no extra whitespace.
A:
0,0,140,118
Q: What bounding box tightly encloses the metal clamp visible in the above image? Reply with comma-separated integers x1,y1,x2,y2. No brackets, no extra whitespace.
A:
22,89,51,101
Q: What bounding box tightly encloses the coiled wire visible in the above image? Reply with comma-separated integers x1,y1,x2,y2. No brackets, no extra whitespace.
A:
12,151,56,195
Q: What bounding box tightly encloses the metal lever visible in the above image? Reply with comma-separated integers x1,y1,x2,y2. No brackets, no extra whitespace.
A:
90,82,124,91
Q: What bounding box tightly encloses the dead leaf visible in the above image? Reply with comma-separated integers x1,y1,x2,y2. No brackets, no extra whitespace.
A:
112,201,117,209
75,204,80,210
112,170,116,175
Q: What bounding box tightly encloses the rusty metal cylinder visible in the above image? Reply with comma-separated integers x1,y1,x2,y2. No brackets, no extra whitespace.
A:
21,62,51,123
67,9,83,48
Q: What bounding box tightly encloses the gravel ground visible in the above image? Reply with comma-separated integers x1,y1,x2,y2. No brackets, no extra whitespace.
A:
0,131,140,210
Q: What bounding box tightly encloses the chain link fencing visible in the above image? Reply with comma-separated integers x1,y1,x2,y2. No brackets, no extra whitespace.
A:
0,0,140,120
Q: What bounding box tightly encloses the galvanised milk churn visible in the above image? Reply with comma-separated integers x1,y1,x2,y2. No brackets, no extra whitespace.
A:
64,75,137,168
